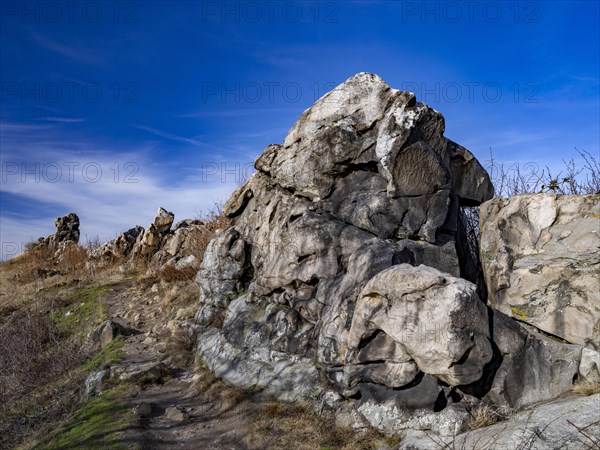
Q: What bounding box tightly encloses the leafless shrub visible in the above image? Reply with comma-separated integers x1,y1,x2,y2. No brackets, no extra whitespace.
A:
0,306,89,449
461,148,599,275
567,419,600,449
83,235,103,252
191,203,231,262
57,243,89,275
486,148,600,197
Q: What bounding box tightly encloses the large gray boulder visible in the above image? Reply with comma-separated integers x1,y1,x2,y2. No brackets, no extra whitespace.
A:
483,310,582,411
480,194,600,348
194,73,494,416
193,73,594,436
400,394,600,450
347,264,492,387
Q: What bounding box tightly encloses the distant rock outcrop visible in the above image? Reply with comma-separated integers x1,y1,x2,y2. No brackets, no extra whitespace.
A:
193,73,600,437
91,207,206,269
33,212,80,252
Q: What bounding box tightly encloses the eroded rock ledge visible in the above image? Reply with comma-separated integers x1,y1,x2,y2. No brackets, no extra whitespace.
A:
194,73,600,436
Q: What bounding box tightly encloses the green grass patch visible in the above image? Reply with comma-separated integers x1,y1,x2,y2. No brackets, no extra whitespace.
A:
37,384,137,450
83,337,124,372
52,285,111,336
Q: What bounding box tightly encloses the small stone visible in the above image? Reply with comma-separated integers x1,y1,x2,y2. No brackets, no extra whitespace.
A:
84,369,108,397
165,406,188,422
135,402,153,417
143,336,158,345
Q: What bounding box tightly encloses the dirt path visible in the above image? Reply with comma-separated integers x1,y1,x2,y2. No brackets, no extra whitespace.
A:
99,281,256,450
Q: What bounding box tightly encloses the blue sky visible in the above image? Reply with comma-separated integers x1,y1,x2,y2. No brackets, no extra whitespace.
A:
1,0,599,259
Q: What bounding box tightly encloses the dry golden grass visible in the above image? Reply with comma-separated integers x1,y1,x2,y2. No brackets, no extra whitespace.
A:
0,207,230,448
192,361,248,411
191,205,230,261
159,264,198,283
246,400,395,450
0,239,131,449
467,404,498,430
572,379,600,396
57,243,89,274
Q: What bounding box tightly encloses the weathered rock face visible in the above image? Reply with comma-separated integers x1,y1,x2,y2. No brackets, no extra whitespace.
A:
480,194,600,349
162,220,205,257
483,310,582,411
34,212,80,250
400,393,600,450
91,208,205,269
91,226,144,261
54,212,80,244
194,73,494,415
347,265,492,387
133,207,175,258
194,73,597,435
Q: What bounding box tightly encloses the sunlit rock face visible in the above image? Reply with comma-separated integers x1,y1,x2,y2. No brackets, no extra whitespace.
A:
194,73,594,434
480,194,600,349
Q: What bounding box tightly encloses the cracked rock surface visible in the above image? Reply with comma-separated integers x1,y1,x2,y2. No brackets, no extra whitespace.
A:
194,73,598,435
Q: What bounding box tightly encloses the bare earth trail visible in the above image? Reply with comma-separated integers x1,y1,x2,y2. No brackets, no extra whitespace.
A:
99,281,256,450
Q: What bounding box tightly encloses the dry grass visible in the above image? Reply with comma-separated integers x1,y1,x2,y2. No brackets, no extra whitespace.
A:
163,325,197,368
190,362,396,450
0,303,92,449
0,205,230,448
57,243,89,275
191,204,230,261
571,380,600,397
467,404,498,430
159,264,198,283
192,361,249,412
246,400,394,450
0,240,126,449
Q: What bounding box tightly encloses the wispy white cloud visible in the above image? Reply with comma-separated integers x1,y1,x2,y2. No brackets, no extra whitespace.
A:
0,121,239,259
133,124,212,147
178,107,300,118
41,117,86,123
29,32,104,65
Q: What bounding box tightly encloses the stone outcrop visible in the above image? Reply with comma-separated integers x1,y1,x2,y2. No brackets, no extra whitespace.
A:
483,310,583,411
194,73,496,425
346,265,492,387
193,73,599,436
90,208,206,269
91,226,144,261
34,212,80,250
400,394,600,450
133,207,175,258
480,194,600,348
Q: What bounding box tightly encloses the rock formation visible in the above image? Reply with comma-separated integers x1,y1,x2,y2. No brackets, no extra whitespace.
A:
400,393,600,449
34,212,80,250
480,194,600,348
193,73,600,437
91,207,206,268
